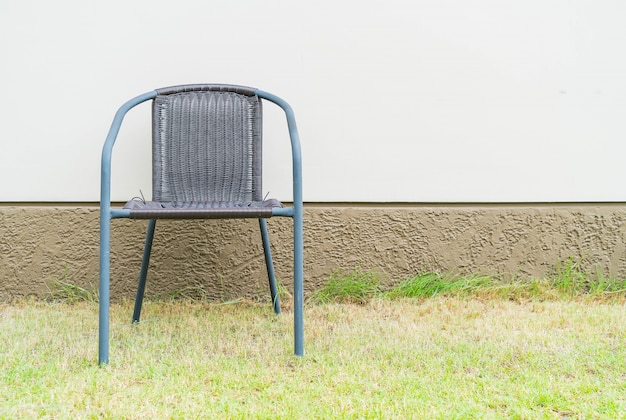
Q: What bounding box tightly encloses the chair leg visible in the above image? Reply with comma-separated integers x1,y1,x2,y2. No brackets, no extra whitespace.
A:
259,218,281,314
293,206,304,356
98,210,112,365
132,219,157,323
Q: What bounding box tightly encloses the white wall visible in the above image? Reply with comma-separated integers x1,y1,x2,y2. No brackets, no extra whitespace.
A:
1,0,625,203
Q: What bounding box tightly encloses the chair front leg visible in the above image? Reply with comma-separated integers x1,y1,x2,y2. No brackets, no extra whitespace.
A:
293,207,304,356
98,210,112,365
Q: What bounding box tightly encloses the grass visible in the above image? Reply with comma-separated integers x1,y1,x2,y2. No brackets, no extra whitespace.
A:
1,298,625,418
315,259,626,303
311,269,381,304
1,262,625,418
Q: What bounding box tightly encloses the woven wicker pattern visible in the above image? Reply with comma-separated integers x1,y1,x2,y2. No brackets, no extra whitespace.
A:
123,198,281,219
125,199,281,210
152,89,263,203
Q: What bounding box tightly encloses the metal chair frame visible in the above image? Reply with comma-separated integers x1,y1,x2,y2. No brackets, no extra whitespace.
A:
99,85,303,365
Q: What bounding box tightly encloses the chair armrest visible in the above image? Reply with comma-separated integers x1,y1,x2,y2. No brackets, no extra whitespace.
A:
100,90,157,210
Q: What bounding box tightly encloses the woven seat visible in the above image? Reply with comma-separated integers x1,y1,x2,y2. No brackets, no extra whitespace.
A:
99,84,304,365
123,198,282,219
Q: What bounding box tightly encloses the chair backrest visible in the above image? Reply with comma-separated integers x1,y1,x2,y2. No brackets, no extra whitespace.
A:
152,84,263,203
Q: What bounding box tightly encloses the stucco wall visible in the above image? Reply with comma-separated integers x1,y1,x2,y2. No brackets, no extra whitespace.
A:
1,204,625,302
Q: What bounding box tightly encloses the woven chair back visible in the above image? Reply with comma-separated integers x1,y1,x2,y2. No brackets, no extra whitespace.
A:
152,85,262,203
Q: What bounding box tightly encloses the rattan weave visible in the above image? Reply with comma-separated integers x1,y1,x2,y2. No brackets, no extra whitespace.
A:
125,85,280,217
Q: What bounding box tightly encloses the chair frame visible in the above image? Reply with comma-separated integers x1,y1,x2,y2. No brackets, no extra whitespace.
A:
99,86,303,365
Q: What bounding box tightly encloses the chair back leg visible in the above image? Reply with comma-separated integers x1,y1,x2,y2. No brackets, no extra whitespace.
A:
259,219,281,314
133,219,157,323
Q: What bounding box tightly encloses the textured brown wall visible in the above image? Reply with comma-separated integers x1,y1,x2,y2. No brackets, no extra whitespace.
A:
1,204,626,302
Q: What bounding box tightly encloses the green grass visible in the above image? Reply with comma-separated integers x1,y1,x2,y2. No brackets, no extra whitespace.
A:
311,269,381,304
1,298,625,418
316,260,626,303
2,262,626,418
386,272,497,299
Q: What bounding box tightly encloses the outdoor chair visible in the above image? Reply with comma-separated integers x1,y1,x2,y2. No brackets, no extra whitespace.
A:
99,84,303,365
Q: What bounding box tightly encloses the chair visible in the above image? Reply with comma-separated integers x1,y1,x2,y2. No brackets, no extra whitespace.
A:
99,84,303,365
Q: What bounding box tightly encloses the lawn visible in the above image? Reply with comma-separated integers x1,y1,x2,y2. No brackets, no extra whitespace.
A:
1,291,625,418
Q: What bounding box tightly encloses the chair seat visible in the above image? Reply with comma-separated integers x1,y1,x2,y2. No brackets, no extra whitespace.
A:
124,198,283,219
